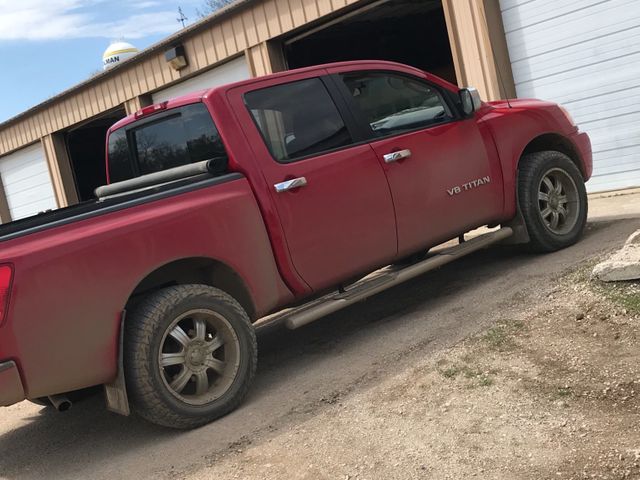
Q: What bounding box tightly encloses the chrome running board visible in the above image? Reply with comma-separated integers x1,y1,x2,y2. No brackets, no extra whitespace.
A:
256,227,513,331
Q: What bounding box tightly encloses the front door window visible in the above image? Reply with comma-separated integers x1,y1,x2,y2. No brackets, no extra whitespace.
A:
340,72,454,138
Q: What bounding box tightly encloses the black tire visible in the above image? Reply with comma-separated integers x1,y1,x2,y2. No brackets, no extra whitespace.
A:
518,150,588,252
124,285,257,429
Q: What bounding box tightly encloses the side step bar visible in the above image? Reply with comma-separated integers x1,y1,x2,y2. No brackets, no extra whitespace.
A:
258,227,513,331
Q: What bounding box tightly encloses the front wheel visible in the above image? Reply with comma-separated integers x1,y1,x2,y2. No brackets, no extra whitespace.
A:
124,285,257,429
518,150,588,252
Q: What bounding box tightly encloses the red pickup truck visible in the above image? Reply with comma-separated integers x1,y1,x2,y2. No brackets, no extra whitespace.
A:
0,61,591,429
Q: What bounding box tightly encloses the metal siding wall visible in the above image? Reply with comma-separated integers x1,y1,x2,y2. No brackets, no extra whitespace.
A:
500,0,640,192
151,56,251,104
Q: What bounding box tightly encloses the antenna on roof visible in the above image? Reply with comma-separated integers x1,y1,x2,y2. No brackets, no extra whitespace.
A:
177,7,188,28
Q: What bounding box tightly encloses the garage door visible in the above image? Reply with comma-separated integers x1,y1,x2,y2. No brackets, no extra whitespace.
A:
0,143,57,221
500,0,640,192
152,56,251,104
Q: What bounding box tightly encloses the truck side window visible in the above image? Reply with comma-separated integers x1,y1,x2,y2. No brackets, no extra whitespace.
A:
108,103,228,183
339,72,453,138
107,128,134,182
244,78,352,163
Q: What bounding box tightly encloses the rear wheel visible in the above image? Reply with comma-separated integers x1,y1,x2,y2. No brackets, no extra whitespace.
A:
518,151,587,252
124,285,257,429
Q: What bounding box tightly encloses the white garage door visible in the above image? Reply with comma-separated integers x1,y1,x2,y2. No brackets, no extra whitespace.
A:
500,0,640,192
0,143,57,221
152,56,251,104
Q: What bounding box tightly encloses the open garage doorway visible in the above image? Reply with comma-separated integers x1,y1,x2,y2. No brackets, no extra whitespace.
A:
284,0,456,84
65,108,126,202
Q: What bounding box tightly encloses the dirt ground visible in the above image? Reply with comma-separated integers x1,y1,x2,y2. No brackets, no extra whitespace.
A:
188,262,640,480
0,195,639,480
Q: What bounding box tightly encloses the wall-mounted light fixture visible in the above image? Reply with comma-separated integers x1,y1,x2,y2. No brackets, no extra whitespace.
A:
165,45,188,70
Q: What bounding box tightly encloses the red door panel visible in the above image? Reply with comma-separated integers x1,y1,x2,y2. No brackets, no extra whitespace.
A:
229,74,397,292
370,119,504,254
261,145,397,290
327,66,505,256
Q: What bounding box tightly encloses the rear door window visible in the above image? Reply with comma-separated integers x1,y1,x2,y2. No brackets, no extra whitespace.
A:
244,78,353,163
108,103,227,183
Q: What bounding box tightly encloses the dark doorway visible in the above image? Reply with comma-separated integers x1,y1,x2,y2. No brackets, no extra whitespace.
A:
284,0,456,84
66,108,126,202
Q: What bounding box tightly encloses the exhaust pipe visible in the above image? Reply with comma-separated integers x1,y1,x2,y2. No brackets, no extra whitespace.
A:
48,394,72,412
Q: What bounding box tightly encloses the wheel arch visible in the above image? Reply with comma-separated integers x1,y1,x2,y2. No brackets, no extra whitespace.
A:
519,132,586,179
125,257,257,321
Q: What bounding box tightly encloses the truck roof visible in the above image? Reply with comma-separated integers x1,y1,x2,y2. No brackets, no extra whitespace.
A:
109,60,425,132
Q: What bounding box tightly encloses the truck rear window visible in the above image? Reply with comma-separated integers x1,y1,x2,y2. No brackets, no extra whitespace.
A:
108,103,227,183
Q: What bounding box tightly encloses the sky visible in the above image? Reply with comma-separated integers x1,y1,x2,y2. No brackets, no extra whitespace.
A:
0,0,207,123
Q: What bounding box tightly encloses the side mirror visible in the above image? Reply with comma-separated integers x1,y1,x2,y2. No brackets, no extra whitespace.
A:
459,87,482,116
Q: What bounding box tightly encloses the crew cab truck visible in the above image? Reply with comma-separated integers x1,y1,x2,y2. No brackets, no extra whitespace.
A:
0,61,592,429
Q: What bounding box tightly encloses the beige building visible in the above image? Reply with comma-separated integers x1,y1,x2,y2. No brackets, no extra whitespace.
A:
4,0,631,223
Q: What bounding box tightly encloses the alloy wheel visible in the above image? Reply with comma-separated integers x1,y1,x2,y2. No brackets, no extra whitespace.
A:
158,309,241,406
537,168,580,235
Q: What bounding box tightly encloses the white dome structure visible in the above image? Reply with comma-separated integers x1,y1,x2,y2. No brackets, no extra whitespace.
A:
103,41,139,70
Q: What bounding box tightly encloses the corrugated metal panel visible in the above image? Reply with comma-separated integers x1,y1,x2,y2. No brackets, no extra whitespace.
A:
0,0,359,157
500,0,640,192
151,56,251,103
0,143,57,220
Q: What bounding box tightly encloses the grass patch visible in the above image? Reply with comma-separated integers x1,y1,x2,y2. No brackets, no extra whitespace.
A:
438,363,496,387
480,319,527,351
510,320,526,330
478,375,494,387
440,366,460,379
593,281,640,315
483,325,514,350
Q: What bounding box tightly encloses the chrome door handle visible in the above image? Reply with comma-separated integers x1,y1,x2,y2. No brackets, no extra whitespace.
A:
274,177,308,193
383,149,412,163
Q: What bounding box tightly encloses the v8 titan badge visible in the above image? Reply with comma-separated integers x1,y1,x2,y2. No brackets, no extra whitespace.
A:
447,176,491,196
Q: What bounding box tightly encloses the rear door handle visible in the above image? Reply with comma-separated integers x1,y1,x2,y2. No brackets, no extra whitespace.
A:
383,149,412,163
274,177,308,193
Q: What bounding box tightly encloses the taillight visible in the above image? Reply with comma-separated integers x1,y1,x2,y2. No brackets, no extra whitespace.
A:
0,264,13,325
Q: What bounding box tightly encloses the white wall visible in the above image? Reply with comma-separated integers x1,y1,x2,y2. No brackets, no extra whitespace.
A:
500,0,640,192
0,143,57,220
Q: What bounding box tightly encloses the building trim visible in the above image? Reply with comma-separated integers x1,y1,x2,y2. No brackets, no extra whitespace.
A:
442,0,515,101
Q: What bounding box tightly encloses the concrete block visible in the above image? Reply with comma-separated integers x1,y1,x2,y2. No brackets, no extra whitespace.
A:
625,230,640,246
592,230,640,282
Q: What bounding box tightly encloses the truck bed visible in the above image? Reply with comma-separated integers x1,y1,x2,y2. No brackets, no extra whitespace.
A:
0,170,292,401
0,173,242,243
